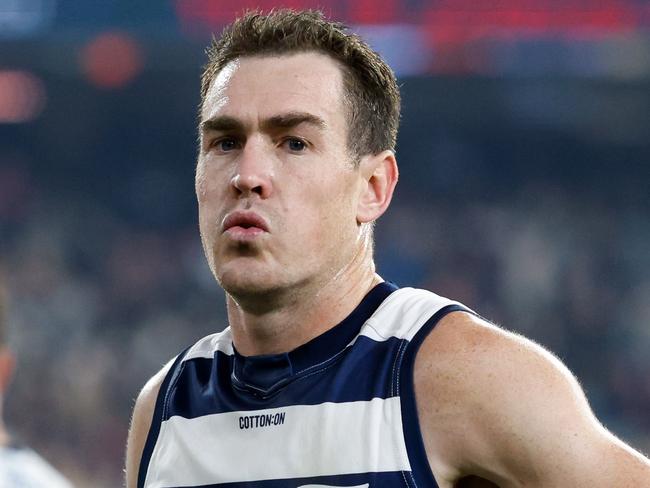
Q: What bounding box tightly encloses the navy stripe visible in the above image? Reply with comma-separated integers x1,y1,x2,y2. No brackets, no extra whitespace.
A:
398,304,470,488
165,335,407,420
137,346,192,488
161,470,407,487
230,282,399,395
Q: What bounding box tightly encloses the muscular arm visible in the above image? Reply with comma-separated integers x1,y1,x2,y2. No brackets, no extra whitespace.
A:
125,362,173,488
415,312,650,488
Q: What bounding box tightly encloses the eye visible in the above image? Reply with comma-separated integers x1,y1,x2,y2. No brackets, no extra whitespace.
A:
210,137,240,153
284,138,307,152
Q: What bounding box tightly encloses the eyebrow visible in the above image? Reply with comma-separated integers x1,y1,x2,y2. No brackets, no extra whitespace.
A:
200,111,326,134
200,115,244,134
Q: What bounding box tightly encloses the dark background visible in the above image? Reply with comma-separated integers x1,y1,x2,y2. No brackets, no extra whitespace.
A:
1,1,649,486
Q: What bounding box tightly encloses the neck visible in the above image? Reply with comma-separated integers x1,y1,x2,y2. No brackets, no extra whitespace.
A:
226,238,382,356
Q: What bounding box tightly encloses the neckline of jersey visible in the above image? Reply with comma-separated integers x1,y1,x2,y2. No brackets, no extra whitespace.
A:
231,281,399,397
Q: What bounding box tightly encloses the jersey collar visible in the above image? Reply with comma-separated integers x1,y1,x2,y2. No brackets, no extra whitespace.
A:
231,281,398,397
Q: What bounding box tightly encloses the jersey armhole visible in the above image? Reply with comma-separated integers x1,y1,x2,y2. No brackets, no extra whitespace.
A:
398,304,471,487
137,346,191,488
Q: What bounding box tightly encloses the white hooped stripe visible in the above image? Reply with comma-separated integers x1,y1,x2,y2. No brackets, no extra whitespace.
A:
361,287,464,342
144,398,410,487
182,327,234,361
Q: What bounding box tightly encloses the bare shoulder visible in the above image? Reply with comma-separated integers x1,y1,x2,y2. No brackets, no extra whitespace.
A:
125,359,175,488
415,310,577,395
414,311,650,487
415,311,568,480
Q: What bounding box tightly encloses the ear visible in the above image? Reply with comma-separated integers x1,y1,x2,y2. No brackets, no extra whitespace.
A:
356,150,399,224
0,348,15,394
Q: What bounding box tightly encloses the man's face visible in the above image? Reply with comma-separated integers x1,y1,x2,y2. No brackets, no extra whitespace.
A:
196,52,365,299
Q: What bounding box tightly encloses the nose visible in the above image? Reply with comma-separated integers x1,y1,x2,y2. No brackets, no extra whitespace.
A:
230,140,273,199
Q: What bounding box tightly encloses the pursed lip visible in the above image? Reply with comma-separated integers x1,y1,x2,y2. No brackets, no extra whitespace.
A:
221,210,270,233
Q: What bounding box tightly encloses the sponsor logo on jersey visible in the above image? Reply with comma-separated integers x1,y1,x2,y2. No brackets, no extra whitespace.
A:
238,411,286,429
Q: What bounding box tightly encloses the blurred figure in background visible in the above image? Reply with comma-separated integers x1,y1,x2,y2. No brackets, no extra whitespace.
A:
0,269,73,487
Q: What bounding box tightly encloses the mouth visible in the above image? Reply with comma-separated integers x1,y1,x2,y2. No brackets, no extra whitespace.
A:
221,211,269,237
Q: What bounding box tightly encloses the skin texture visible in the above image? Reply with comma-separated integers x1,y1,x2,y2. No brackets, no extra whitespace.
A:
195,52,397,356
125,51,650,488
416,312,650,487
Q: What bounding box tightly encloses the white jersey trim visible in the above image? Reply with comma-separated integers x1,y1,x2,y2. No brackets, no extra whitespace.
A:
183,327,234,361
144,398,410,487
361,287,464,342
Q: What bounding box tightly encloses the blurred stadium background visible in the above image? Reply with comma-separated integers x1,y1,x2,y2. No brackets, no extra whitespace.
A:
1,0,649,486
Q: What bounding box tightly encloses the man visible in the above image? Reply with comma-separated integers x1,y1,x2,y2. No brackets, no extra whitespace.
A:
126,10,650,488
0,271,74,487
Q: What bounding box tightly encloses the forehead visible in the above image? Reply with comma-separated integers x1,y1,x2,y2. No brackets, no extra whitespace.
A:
201,52,347,125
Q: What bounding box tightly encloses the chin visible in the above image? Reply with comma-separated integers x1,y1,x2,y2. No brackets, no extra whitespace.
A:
216,261,286,298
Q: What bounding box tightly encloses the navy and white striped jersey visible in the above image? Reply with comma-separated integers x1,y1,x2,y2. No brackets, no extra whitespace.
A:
139,283,470,488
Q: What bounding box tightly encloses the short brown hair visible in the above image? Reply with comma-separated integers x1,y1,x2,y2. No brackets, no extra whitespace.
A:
200,9,401,160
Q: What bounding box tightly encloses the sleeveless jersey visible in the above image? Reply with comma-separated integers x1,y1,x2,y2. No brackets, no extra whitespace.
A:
139,283,470,488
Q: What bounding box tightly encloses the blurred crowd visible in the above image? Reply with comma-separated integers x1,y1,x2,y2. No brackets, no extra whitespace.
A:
0,152,648,486
1,1,649,486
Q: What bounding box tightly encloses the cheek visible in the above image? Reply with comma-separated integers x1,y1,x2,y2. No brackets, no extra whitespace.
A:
195,160,213,201
300,181,357,238
196,163,227,210
195,167,225,242
195,179,212,227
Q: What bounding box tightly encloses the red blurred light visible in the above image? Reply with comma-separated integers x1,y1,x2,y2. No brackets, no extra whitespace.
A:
348,0,399,24
0,70,46,123
81,32,143,89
